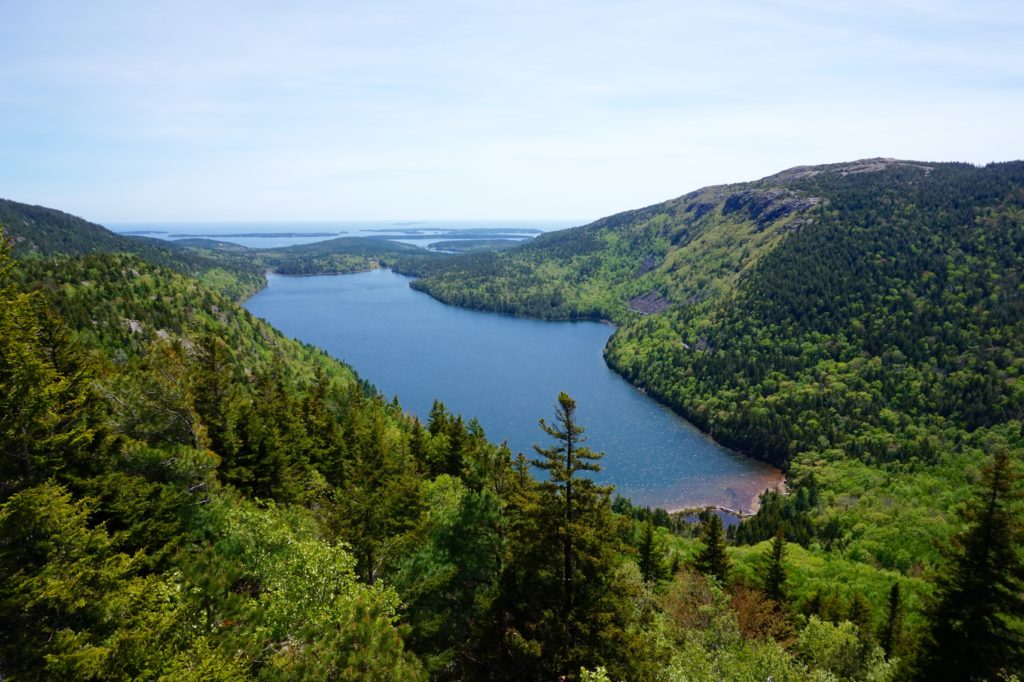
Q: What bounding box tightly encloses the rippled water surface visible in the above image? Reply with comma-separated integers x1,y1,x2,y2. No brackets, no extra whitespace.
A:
245,269,782,512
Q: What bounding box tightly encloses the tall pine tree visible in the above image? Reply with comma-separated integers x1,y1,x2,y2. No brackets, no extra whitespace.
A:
763,530,788,606
487,393,632,679
878,582,903,659
917,445,1024,680
532,391,604,614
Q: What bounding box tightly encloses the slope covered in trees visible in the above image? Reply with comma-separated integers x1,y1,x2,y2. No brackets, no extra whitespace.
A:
1,198,266,300
402,161,1024,553
395,160,1024,674
0,197,438,299
3,166,1022,680
2,225,920,680
176,234,431,276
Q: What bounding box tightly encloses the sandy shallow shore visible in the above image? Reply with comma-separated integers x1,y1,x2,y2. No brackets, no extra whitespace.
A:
667,472,787,518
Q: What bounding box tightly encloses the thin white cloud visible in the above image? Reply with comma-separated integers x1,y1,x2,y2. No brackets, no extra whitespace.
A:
0,0,1021,221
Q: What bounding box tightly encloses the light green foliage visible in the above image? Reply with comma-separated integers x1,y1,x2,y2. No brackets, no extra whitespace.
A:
0,239,106,495
389,474,503,674
5,159,1024,680
580,665,611,681
402,181,793,324
0,481,197,679
797,617,893,681
730,540,930,633
399,162,1024,670
205,500,422,680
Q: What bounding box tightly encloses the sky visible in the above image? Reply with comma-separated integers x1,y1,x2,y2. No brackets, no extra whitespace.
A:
1,0,1023,223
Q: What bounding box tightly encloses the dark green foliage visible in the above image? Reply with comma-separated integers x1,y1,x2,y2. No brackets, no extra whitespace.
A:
637,517,669,583
847,591,874,639
611,494,690,535
482,393,635,680
734,483,817,547
762,531,788,605
263,236,427,274
428,238,522,253
0,239,111,498
879,582,904,659
0,229,425,678
406,160,1024,580
531,392,605,613
917,445,1024,680
1,197,265,299
5,157,1024,679
694,513,730,584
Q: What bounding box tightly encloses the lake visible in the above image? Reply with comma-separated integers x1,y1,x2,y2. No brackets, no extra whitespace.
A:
245,269,783,513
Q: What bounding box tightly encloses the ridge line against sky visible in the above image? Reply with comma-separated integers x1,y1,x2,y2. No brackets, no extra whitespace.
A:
2,0,1022,223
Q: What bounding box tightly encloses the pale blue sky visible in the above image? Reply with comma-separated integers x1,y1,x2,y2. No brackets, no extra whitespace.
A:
2,0,1022,222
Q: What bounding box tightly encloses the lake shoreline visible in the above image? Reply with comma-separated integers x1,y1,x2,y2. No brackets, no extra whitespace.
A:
247,268,786,513
667,475,788,518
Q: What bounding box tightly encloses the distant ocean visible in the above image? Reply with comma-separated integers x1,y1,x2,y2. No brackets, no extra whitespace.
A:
107,219,581,249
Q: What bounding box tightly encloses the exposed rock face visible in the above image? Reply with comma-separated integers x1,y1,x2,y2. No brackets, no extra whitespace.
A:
686,201,716,221
629,290,670,314
721,188,820,231
766,157,934,184
637,254,659,277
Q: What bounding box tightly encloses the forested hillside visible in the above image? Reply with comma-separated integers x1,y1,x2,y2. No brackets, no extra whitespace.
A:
2,168,1022,681
0,197,435,299
399,159,1024,675
1,198,267,300
177,234,429,276
2,218,931,681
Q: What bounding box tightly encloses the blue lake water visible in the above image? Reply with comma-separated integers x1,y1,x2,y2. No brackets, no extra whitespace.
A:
244,269,783,512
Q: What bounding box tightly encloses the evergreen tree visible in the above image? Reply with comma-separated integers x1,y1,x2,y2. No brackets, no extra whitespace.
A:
0,234,107,497
917,445,1024,680
878,582,903,659
531,391,604,613
485,393,632,679
638,517,667,583
693,513,730,584
847,591,874,639
763,530,788,605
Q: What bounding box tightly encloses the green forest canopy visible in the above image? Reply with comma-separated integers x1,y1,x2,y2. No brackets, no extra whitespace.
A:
2,159,1022,679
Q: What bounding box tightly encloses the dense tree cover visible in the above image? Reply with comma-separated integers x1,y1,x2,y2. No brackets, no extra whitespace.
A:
4,155,1024,679
392,159,1024,675
918,445,1024,678
2,223,955,679
0,197,265,300
1,197,440,298
428,238,522,253
184,235,432,274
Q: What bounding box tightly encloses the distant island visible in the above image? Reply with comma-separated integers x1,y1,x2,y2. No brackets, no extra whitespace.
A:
360,226,544,235
168,231,341,239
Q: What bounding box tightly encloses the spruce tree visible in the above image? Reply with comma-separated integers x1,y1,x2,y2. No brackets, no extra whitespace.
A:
763,530,788,605
847,591,873,639
532,391,604,613
878,582,903,659
693,513,730,584
917,445,1024,680
489,392,630,679
638,517,667,583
